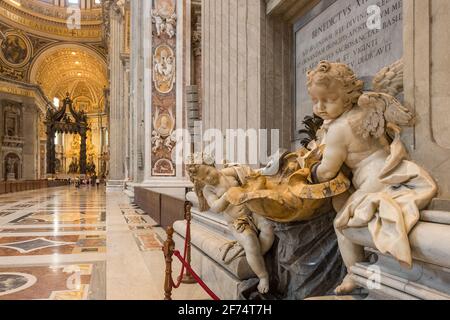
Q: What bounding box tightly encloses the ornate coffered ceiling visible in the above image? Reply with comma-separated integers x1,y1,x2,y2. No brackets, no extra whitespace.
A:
0,0,103,42
30,45,107,111
15,0,103,21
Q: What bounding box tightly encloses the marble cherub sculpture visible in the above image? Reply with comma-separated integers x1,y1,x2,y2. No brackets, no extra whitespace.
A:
306,61,438,294
186,153,274,294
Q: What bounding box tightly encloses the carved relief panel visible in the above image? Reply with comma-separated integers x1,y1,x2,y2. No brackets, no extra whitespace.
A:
150,0,177,177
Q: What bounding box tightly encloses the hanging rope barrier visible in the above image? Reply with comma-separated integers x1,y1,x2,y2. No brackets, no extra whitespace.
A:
162,201,221,300
173,250,220,300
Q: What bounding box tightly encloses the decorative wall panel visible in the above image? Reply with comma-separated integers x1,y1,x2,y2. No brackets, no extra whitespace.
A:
151,0,177,177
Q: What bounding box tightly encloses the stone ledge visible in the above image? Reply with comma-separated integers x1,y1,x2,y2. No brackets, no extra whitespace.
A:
351,255,450,300
343,219,450,270
430,198,450,212
420,210,450,225
191,209,232,238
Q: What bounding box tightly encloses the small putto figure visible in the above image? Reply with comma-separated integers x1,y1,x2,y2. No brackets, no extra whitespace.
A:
165,13,177,38
151,10,177,39
152,9,165,37
186,153,275,294
307,61,438,294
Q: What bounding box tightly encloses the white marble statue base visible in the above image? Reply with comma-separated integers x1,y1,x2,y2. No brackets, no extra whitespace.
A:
343,208,450,300
351,249,450,300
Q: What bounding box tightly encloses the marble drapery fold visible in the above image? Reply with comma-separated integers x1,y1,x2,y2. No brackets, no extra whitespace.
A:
334,132,437,267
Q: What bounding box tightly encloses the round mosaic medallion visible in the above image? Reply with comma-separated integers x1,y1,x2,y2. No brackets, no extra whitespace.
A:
0,273,37,296
0,31,33,68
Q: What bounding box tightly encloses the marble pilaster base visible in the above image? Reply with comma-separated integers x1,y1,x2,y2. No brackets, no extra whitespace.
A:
106,180,124,191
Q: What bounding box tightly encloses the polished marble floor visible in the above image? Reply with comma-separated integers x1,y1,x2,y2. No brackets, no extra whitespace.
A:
0,186,210,300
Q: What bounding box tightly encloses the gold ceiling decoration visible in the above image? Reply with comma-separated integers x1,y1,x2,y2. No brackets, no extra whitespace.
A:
0,0,103,42
0,79,50,113
30,47,107,112
14,0,103,22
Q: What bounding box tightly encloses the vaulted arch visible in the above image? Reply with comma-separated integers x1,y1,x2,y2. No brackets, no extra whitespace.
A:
29,43,107,112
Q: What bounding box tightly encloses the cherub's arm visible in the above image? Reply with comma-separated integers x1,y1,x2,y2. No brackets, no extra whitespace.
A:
315,125,348,183
221,167,239,177
202,186,229,213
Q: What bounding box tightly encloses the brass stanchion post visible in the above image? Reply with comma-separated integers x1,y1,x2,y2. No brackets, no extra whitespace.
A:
163,227,175,300
180,201,196,284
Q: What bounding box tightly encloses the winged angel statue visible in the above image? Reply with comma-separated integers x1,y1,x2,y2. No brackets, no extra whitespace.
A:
306,60,437,294
227,60,438,295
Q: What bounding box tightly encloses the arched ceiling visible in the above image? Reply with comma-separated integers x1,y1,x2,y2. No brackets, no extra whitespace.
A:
0,0,103,42
30,46,107,112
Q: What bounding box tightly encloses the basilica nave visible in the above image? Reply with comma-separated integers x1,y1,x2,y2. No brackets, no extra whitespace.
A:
0,0,208,300
0,185,209,299
1,0,450,303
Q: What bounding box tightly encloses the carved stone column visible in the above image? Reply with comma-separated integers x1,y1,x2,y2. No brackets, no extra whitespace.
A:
107,0,126,187
128,0,145,184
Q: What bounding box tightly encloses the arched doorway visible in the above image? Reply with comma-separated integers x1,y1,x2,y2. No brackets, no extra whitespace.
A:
29,44,109,178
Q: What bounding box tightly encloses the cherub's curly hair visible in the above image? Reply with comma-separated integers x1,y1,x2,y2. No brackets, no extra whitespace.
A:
307,61,364,110
186,163,215,212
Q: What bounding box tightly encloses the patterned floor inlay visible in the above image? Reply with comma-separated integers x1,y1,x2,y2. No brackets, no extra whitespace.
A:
0,263,104,300
39,207,106,210
128,225,153,231
8,211,106,225
132,232,163,252
121,209,146,216
0,273,37,296
0,210,16,217
10,204,36,209
0,235,106,256
124,215,152,225
0,187,109,300
0,226,106,233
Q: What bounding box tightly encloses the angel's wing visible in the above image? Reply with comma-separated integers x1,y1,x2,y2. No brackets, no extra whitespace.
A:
351,92,414,139
372,59,403,97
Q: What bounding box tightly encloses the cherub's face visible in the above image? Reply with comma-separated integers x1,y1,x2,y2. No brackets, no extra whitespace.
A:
197,165,220,186
309,79,347,120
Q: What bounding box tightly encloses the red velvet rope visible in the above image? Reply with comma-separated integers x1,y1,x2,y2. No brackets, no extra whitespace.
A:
173,250,221,301
163,217,221,300
170,221,190,289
